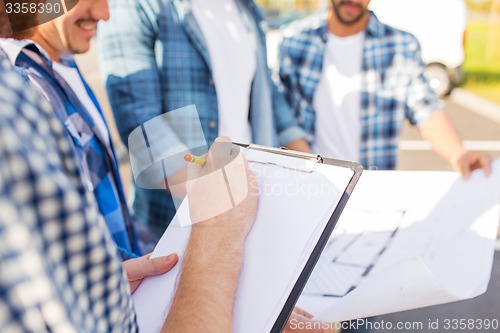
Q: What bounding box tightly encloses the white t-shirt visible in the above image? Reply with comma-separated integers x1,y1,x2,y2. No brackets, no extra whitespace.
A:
53,61,110,145
312,31,365,162
192,0,256,143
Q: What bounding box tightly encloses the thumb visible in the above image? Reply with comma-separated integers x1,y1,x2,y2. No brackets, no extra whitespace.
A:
124,252,179,281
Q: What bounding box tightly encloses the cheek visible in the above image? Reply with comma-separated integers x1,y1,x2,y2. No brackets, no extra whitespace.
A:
65,23,85,47
50,19,68,45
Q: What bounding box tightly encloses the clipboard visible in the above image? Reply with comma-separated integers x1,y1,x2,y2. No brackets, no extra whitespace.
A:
233,143,363,332
132,143,363,333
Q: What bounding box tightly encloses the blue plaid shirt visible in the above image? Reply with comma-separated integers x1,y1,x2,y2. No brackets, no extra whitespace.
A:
0,39,141,260
99,0,305,234
0,50,137,332
278,12,441,170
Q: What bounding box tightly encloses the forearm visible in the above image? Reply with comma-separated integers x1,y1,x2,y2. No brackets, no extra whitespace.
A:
418,111,465,163
419,111,492,178
162,230,244,333
163,140,258,331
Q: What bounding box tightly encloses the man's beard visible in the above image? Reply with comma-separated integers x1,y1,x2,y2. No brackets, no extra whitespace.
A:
331,0,368,25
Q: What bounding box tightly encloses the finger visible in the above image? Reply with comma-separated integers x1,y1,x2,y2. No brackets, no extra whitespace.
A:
294,306,314,319
461,166,470,180
284,312,309,333
124,253,178,281
456,158,470,180
206,136,233,171
145,253,179,276
230,146,240,157
285,313,335,333
214,135,231,143
479,153,491,177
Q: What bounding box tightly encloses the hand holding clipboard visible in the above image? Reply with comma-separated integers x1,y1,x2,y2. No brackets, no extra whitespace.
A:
132,142,362,333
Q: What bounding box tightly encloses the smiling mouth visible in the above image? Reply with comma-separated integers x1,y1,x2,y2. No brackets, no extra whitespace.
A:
341,3,362,11
76,21,98,32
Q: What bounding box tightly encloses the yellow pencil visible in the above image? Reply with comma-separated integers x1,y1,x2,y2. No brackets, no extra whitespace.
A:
184,153,206,165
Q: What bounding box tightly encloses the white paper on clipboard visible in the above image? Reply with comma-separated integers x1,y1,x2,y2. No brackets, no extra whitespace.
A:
131,145,358,333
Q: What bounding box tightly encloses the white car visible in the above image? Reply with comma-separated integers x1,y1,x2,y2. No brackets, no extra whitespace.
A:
369,0,467,97
267,0,467,97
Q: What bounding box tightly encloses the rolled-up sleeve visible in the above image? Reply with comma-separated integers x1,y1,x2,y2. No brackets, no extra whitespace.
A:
404,37,442,127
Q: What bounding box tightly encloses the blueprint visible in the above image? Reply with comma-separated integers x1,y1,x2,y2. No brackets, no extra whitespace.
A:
297,160,500,322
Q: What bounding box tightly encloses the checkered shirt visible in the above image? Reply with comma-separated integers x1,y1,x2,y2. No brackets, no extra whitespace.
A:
0,39,141,259
278,12,442,170
0,50,137,332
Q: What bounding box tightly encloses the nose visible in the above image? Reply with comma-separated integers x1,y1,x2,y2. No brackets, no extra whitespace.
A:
91,0,110,22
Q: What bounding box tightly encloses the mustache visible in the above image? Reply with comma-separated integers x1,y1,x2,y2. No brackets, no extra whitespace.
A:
75,19,99,25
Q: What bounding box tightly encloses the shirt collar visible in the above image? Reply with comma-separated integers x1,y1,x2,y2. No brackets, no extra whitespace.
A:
316,11,330,40
366,11,384,38
288,10,329,42
59,52,77,68
0,38,52,66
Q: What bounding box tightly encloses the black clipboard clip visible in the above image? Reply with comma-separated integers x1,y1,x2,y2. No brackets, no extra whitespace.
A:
233,142,323,173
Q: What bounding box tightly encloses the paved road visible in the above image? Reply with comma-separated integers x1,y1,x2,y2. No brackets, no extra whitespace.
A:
373,252,500,333
76,42,500,333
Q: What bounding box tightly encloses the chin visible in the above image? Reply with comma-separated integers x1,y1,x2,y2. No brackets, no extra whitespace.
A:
69,44,91,55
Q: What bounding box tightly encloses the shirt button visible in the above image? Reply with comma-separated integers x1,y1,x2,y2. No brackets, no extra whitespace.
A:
208,120,216,129
209,79,214,85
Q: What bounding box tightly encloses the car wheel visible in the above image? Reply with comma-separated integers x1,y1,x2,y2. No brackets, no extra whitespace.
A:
424,63,452,98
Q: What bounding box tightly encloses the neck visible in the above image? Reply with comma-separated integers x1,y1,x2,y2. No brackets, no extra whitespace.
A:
30,33,61,62
327,8,369,37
